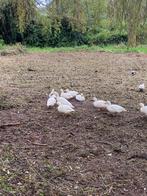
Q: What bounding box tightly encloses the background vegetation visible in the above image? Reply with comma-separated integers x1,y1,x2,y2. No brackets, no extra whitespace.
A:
0,0,146,48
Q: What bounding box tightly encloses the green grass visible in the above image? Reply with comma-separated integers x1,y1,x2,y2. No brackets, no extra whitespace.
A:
0,39,146,54
27,44,147,54
27,45,98,52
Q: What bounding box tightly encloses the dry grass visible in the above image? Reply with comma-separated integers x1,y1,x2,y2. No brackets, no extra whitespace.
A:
0,43,26,56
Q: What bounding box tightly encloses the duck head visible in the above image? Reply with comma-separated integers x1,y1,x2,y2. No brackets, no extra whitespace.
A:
106,101,111,105
93,97,98,101
65,89,69,92
139,103,144,108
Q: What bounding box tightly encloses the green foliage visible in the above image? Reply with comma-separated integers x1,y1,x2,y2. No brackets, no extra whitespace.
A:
23,14,128,47
23,16,86,47
0,39,5,49
56,16,86,46
0,0,35,44
138,24,147,44
23,20,48,47
0,0,18,43
0,0,146,47
85,30,127,45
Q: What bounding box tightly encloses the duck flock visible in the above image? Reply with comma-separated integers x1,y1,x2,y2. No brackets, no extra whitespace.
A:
47,83,147,116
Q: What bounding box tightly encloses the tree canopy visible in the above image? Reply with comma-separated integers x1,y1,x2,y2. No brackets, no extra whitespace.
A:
0,0,146,47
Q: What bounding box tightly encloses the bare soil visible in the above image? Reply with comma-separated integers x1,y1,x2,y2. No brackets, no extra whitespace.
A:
0,51,147,196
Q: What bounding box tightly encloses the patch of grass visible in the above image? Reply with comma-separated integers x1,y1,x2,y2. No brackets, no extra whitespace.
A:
102,44,147,53
0,39,6,50
27,44,147,54
0,41,146,54
0,180,15,194
46,164,55,173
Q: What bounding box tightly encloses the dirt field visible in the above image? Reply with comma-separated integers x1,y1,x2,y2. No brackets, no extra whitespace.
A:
0,51,147,195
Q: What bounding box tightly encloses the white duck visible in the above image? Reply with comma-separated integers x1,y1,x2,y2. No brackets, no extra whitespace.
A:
65,89,78,97
47,94,56,107
76,93,85,102
140,103,147,115
57,102,75,114
106,101,127,113
138,83,145,92
54,92,74,108
49,89,58,97
93,97,107,109
60,89,73,100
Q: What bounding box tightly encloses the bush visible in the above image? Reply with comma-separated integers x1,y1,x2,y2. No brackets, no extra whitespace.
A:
108,31,128,44
23,16,87,47
57,17,86,47
85,30,127,45
138,25,147,44
23,20,49,47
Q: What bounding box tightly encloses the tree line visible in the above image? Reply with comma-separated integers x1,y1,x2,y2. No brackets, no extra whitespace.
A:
0,0,146,47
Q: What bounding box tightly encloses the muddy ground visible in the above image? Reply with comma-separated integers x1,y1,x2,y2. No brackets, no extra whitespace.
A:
0,51,147,195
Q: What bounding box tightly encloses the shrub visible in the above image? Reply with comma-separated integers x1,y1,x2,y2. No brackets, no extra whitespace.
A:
23,16,86,47
85,30,127,45
52,16,86,47
23,20,49,47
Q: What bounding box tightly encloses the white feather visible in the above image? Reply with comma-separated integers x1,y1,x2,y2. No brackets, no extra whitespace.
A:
60,89,73,99
75,94,85,102
93,97,107,109
47,95,56,107
53,92,74,108
140,103,147,115
106,101,127,113
57,103,75,114
65,89,78,97
49,89,58,97
138,83,145,91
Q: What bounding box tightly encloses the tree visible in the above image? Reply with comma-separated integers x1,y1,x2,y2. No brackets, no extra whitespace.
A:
127,0,143,47
108,0,147,47
14,0,36,33
0,0,36,43
0,0,146,46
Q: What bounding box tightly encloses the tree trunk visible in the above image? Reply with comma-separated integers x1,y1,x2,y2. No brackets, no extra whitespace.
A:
127,0,143,47
127,20,137,47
